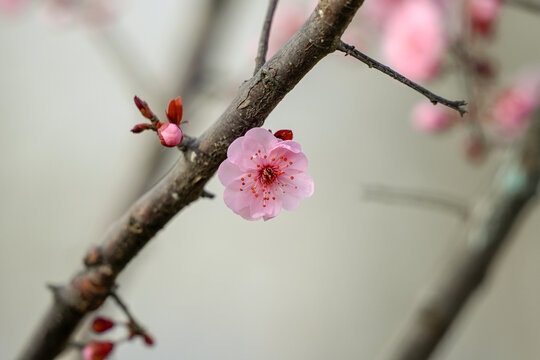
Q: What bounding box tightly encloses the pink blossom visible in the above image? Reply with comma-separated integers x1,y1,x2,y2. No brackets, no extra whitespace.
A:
218,128,314,221
44,0,116,27
0,0,25,13
492,79,539,137
157,123,183,147
381,0,447,82
361,0,406,27
82,341,114,360
411,102,455,133
468,0,501,36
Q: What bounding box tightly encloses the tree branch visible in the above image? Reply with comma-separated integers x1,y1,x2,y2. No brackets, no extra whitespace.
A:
382,107,540,360
254,0,280,75
336,40,468,116
18,1,365,359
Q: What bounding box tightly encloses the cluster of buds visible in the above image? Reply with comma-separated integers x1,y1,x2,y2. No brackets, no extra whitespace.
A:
132,95,185,147
80,314,154,360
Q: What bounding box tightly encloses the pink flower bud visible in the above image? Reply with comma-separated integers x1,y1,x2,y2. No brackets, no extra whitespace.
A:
91,316,115,333
468,0,501,36
82,341,114,360
157,123,183,147
411,102,454,133
492,80,539,137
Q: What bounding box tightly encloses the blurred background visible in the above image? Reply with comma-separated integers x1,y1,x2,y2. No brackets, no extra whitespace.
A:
1,0,540,359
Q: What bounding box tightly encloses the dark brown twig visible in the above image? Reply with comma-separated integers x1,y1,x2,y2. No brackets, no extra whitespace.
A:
383,107,540,360
254,0,280,75
336,40,468,116
18,2,366,359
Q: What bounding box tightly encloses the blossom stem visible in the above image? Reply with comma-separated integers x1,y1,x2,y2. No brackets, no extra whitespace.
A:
336,40,468,116
254,0,280,75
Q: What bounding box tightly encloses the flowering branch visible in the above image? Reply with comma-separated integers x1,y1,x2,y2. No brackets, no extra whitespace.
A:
336,40,468,116
18,1,365,359
383,106,540,360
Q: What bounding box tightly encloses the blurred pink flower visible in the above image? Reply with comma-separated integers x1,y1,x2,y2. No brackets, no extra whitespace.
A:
218,128,314,221
468,0,501,36
44,0,116,27
381,0,447,82
82,341,114,360
411,102,455,133
492,79,539,136
361,0,406,27
0,0,26,14
157,123,183,147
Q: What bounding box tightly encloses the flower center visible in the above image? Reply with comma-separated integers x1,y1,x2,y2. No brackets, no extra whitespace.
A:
260,167,277,185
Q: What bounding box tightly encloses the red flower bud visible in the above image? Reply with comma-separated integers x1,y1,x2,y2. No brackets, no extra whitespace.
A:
130,123,153,133
143,334,154,346
134,96,154,119
91,317,115,333
82,341,114,360
166,96,183,126
274,129,293,141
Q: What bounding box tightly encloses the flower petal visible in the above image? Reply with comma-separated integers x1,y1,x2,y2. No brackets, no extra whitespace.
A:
245,127,279,152
269,146,309,172
279,172,314,199
281,194,301,211
218,159,245,186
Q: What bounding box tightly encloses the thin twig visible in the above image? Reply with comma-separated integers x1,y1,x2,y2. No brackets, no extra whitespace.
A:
18,2,365,359
382,106,540,360
254,0,280,75
201,189,215,199
336,40,468,116
362,184,469,220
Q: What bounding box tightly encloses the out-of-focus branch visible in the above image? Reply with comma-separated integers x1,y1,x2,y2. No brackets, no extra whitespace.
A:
382,107,540,360
18,1,365,359
254,0,279,74
362,184,469,220
505,0,540,12
336,40,468,116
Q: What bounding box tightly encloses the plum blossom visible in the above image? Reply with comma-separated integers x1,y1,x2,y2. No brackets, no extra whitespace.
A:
492,78,540,137
218,128,314,221
381,0,447,82
411,102,455,133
